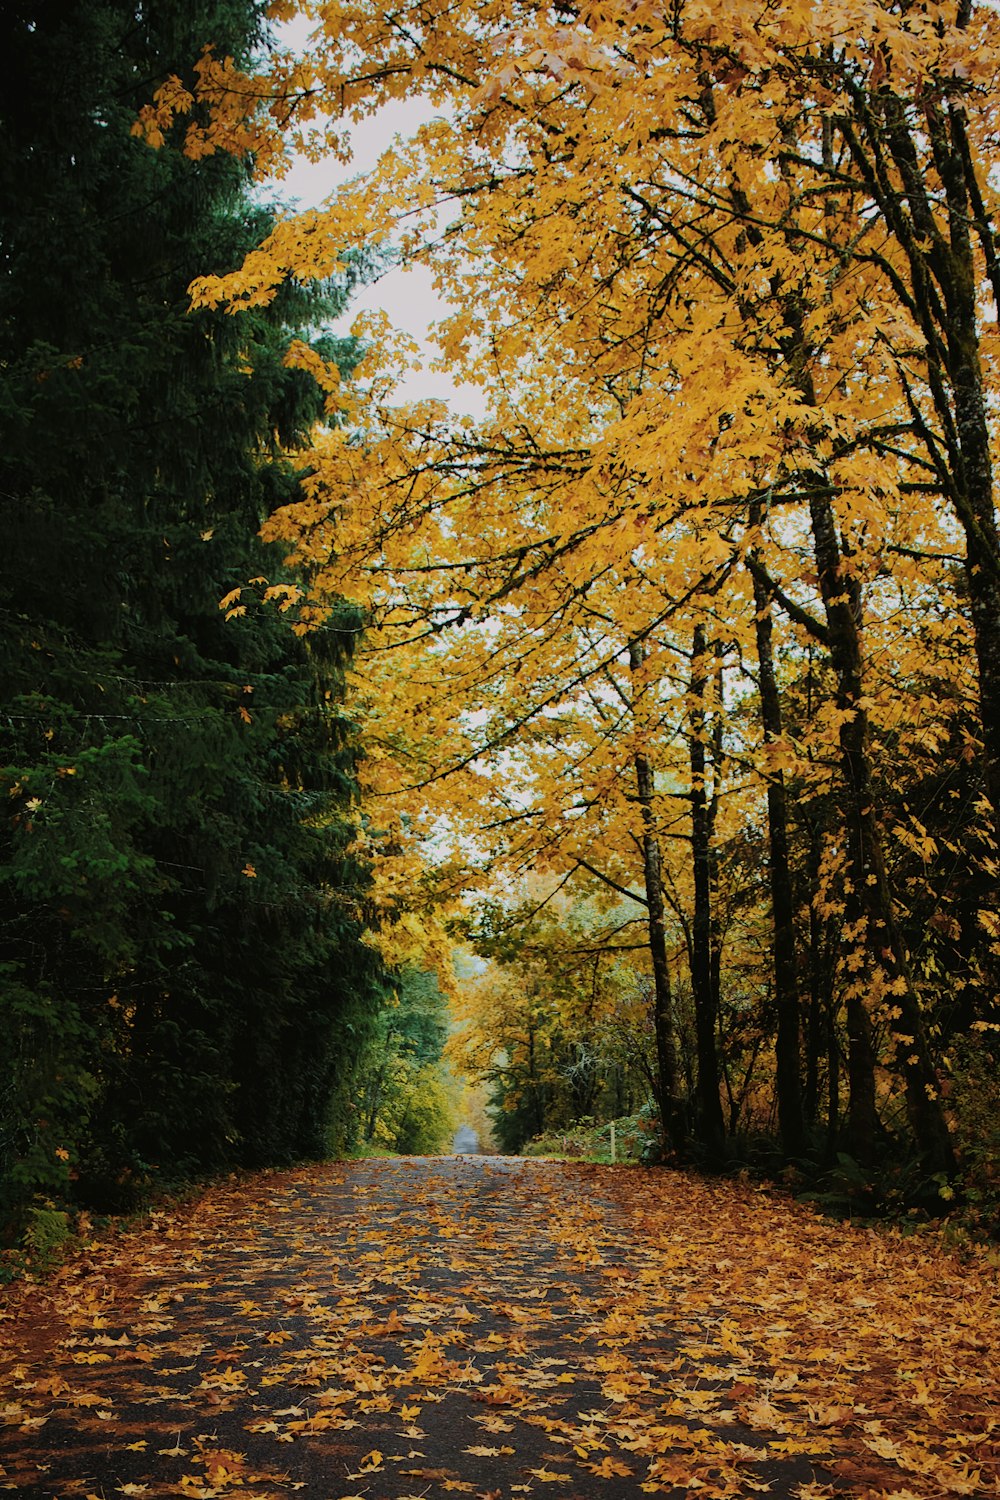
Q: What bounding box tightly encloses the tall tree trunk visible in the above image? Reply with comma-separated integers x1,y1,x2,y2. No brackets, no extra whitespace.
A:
628,640,686,1156
803,818,830,1134
774,200,955,1171
808,483,955,1175
826,998,840,1165
365,1025,396,1141
747,506,805,1158
689,624,726,1159
526,1022,546,1138
875,93,1000,839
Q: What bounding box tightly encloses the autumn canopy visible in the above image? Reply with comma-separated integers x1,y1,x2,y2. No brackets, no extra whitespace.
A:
136,0,1000,1185
4,0,1000,1232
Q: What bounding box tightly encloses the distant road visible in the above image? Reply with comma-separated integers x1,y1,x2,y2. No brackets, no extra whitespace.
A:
451,1122,481,1152
3,1156,997,1498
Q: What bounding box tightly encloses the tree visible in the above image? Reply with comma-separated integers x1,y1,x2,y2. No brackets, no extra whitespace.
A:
359,966,455,1153
0,0,384,1232
166,0,1000,1186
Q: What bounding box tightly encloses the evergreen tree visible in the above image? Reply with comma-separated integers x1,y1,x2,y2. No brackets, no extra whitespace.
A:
0,0,384,1230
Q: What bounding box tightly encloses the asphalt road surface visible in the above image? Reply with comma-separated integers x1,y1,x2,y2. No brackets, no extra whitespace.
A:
2,1156,997,1500
451,1125,482,1154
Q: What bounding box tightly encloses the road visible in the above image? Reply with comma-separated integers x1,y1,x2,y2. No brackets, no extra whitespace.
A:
451,1125,482,1153
1,1156,998,1499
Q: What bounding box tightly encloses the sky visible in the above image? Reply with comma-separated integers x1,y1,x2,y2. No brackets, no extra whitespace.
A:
272,78,485,413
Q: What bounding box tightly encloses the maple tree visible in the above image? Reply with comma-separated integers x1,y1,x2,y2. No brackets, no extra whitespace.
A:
154,0,1000,1191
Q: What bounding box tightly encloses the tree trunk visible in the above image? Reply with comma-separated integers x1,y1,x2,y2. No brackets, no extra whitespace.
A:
628,640,686,1156
808,483,955,1175
365,1026,395,1141
803,818,830,1134
884,95,1000,837
826,996,840,1165
526,1022,546,1138
689,624,726,1159
747,508,805,1157
774,222,955,1174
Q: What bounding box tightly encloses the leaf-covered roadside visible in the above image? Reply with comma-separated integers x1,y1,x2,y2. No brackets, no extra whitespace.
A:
2,1160,998,1500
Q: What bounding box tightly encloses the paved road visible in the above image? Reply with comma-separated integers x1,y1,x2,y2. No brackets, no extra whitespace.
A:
2,1157,997,1500
451,1125,482,1154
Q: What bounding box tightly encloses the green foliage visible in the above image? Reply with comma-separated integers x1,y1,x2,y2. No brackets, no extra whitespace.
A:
359,968,456,1154
521,1112,656,1164
0,0,387,1238
21,1203,73,1274
486,1081,553,1157
386,1066,455,1156
949,1034,1000,1239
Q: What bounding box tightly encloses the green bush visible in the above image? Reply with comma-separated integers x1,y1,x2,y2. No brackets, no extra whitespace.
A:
22,1201,73,1272
522,1114,650,1163
949,1034,1000,1239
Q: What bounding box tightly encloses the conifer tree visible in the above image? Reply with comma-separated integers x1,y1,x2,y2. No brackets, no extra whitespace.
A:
0,0,383,1228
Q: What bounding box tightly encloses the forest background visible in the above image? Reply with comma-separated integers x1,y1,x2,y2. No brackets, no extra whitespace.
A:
4,0,1000,1261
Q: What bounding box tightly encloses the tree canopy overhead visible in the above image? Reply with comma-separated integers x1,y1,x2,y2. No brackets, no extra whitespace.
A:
151,0,1000,1186
5,0,1000,1223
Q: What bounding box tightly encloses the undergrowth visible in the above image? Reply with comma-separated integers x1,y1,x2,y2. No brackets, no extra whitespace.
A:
521,1113,656,1165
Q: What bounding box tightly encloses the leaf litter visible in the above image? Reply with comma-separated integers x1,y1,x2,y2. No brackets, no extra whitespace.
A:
1,1157,998,1499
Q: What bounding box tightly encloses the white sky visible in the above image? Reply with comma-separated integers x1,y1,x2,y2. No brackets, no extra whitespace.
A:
273,89,485,414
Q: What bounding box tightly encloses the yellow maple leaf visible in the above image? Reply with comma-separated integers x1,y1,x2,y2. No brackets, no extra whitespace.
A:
585,1457,634,1477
